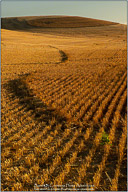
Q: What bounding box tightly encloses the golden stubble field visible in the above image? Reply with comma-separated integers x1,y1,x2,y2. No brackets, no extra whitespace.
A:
1,16,127,191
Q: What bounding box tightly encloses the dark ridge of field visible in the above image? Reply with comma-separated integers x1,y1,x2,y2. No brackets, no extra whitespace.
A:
1,15,118,31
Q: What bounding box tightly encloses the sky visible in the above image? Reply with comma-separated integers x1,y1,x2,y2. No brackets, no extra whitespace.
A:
1,0,127,24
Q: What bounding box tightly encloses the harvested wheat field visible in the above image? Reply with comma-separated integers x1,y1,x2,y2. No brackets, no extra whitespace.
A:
1,16,127,191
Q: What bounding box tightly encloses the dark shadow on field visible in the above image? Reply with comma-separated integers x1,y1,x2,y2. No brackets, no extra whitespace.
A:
1,16,118,32
5,74,67,130
1,17,32,30
59,50,68,63
48,45,68,63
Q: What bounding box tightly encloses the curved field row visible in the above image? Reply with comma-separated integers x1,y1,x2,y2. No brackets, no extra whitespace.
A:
110,117,127,191
1,23,127,191
2,69,127,191
92,89,127,190
65,83,127,189
2,69,126,191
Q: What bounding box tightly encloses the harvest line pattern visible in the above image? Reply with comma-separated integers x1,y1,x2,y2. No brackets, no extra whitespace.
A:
2,69,126,191
1,16,127,191
5,75,67,129
3,45,68,65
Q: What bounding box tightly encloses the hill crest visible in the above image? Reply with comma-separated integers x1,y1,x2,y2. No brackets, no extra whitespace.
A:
1,15,119,30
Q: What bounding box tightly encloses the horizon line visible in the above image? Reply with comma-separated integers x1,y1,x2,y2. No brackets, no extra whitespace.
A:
1,14,127,25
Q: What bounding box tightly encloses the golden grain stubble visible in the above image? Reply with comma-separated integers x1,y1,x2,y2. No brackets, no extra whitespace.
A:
1,17,127,191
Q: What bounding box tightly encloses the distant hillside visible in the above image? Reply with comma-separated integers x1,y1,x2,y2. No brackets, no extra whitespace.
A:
1,15,118,30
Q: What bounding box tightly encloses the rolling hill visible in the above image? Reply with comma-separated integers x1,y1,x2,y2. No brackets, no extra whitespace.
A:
1,15,118,30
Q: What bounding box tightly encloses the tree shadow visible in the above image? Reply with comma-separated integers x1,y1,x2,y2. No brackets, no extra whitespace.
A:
5,74,67,130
